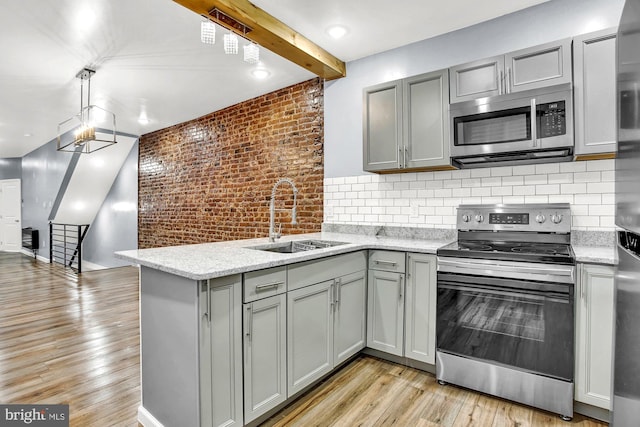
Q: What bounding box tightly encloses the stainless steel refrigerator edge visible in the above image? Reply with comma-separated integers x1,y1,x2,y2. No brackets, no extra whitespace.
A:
613,0,640,425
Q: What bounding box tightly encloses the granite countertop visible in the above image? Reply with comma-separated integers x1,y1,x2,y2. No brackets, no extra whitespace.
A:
115,232,451,281
573,245,616,266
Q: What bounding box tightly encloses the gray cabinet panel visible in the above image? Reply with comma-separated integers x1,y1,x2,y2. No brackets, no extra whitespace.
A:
334,270,367,365
506,38,572,92
574,28,617,156
404,71,451,168
404,253,437,364
363,81,402,171
367,269,404,356
287,280,334,396
243,294,287,422
200,276,243,427
449,56,504,103
288,251,366,291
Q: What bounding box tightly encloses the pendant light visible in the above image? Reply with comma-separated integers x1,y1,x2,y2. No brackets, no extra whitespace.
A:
57,68,117,153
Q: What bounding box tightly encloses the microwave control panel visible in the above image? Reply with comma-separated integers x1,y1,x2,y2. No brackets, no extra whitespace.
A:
537,101,566,138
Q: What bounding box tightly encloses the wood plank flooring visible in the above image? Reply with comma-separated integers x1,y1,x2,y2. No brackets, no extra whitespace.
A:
1,252,609,427
0,252,141,426
263,356,608,427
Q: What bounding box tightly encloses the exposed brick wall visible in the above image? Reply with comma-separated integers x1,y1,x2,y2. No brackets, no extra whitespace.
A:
138,78,324,249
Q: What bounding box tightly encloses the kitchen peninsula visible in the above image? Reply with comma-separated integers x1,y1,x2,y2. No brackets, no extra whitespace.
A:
116,230,448,427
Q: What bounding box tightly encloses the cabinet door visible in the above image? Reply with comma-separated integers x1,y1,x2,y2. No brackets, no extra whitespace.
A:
200,277,243,427
243,294,287,422
334,271,367,365
405,253,437,364
449,55,504,103
575,264,615,409
367,270,404,356
506,38,572,93
573,28,617,156
287,280,334,396
363,80,403,171
403,70,451,169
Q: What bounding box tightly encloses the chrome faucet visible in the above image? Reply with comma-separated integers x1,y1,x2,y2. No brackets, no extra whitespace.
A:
269,178,298,242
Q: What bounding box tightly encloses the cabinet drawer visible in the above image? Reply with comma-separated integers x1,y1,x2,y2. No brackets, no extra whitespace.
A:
368,250,405,273
288,251,367,292
244,266,287,303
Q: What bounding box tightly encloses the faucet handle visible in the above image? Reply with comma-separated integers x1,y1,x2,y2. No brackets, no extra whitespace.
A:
275,223,282,239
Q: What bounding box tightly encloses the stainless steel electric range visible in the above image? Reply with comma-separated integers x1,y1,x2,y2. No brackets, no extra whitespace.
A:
436,203,575,420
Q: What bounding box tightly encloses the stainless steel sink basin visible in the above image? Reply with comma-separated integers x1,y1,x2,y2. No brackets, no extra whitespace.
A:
248,239,347,254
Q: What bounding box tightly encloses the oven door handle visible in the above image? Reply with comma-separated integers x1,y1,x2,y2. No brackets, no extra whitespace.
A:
437,258,574,278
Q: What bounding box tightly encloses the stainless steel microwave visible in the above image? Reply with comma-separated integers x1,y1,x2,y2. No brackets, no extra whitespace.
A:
449,83,573,168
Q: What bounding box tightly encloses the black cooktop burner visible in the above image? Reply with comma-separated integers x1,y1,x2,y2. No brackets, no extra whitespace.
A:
438,240,575,264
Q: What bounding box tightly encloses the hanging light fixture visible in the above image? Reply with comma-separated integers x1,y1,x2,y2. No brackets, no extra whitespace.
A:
201,18,216,44
57,68,117,153
243,42,259,64
224,30,238,54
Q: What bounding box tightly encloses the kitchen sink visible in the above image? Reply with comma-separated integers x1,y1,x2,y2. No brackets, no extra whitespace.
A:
248,239,347,254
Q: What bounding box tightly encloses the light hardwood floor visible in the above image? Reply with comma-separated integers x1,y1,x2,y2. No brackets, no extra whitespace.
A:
0,252,608,427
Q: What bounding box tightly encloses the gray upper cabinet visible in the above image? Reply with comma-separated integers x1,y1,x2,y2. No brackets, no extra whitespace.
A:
573,28,617,157
449,55,504,103
363,80,402,171
403,71,450,169
363,69,450,172
449,38,572,103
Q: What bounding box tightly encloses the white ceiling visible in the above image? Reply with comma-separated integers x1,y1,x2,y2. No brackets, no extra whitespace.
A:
0,0,548,158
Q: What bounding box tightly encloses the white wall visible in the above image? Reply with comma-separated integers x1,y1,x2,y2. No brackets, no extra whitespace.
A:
323,0,624,231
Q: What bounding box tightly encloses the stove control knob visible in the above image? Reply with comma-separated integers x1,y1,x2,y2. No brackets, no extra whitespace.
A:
462,214,471,222
535,214,546,224
475,214,484,223
551,214,563,224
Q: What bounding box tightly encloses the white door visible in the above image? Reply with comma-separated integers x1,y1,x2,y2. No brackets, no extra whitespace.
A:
0,179,21,252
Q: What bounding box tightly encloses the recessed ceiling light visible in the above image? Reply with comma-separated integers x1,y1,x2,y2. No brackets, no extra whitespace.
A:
251,68,270,79
138,111,149,125
326,25,348,40
24,133,32,137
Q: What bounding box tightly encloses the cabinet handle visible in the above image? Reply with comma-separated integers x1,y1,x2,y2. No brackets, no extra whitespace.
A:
255,281,283,291
246,305,252,341
399,275,404,299
375,259,397,267
507,68,512,94
530,98,537,147
336,278,342,305
398,146,403,168
203,281,211,323
404,146,409,168
499,70,504,95
330,283,335,310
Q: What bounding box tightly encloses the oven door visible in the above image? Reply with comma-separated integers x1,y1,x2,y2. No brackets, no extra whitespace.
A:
437,258,575,381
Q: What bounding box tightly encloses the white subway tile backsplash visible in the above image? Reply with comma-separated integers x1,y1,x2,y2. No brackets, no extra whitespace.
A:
324,159,614,231
535,163,560,174
586,159,615,171
471,169,491,178
524,174,547,185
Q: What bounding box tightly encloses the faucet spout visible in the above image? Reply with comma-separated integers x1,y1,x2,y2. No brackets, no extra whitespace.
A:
269,178,299,242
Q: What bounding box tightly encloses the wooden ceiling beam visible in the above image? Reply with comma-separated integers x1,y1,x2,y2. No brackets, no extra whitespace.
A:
173,0,346,80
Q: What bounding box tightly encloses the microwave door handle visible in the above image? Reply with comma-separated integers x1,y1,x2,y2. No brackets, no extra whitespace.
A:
531,98,537,147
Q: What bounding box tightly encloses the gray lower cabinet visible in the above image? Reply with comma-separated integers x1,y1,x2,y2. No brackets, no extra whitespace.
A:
449,38,572,103
200,276,244,427
287,251,367,397
243,293,287,422
363,69,450,172
366,251,437,364
573,27,617,157
333,270,367,365
367,269,405,356
575,263,615,410
287,279,335,396
404,253,437,364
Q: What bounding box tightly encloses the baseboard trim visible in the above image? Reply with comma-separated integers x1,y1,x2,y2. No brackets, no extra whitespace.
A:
138,406,164,427
81,260,108,271
19,248,48,263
